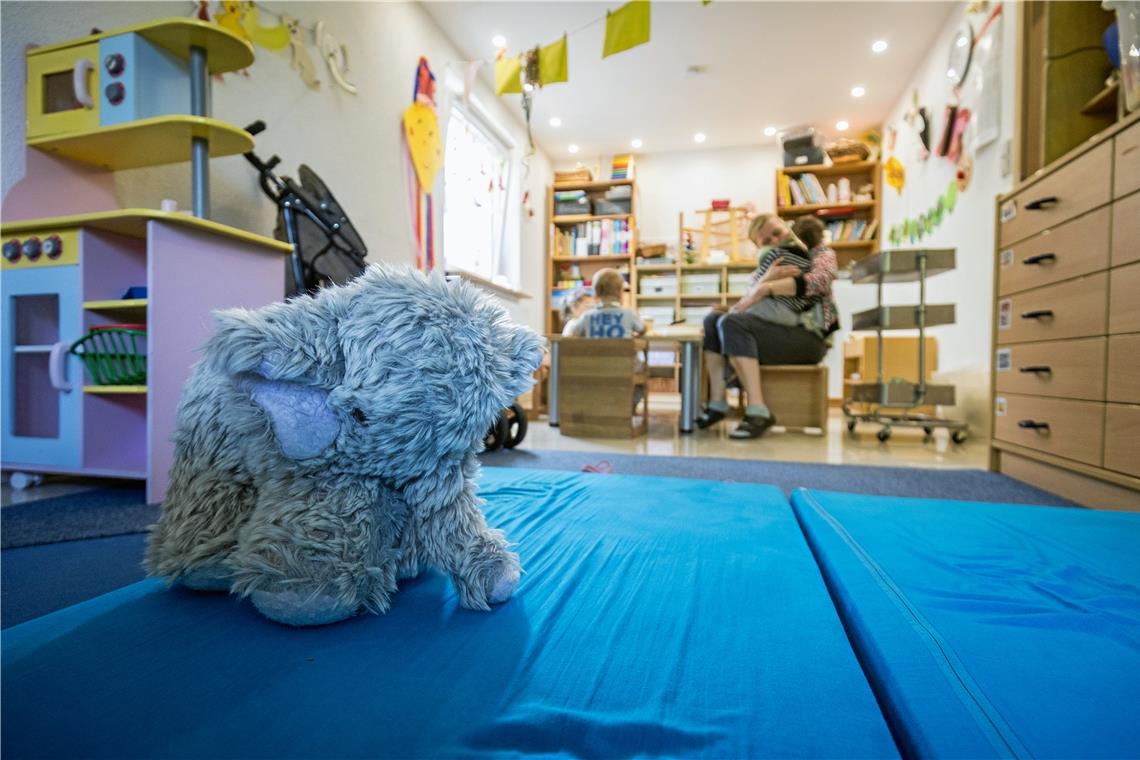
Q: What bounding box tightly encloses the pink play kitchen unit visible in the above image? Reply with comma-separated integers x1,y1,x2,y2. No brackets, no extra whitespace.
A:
2,19,291,503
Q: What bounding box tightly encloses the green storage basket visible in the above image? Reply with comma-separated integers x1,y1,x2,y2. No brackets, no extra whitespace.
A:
70,324,147,386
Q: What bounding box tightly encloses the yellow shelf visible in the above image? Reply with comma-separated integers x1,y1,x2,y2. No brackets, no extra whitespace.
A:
779,201,876,215
553,213,631,224
29,116,255,171
2,209,291,253
28,18,254,74
551,254,630,263
780,160,878,176
83,385,147,394
83,299,149,311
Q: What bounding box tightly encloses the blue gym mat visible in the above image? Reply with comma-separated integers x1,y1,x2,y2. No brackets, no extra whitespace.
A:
2,469,897,759
792,488,1140,759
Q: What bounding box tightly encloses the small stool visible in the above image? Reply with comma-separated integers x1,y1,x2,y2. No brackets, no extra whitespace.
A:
555,338,649,439
735,365,829,433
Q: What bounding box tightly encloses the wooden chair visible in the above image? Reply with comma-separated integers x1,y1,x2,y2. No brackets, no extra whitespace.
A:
556,338,649,438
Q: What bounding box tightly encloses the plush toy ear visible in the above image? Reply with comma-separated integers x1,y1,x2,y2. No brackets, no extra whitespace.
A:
241,375,341,460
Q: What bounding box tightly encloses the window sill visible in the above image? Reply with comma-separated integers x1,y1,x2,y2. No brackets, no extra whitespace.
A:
447,270,532,301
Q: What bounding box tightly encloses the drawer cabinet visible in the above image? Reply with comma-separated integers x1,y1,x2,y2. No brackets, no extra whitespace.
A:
1114,121,1140,198
999,141,1112,247
998,207,1109,296
994,393,1104,467
995,338,1105,401
996,273,1107,344
1107,334,1140,403
1109,262,1140,334
1104,403,1140,477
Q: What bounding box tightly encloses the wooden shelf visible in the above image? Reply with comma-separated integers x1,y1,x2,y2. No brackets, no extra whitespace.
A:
780,160,878,176
553,178,634,192
83,385,147,394
28,116,255,171
28,18,254,74
1081,80,1119,117
778,201,876,215
831,240,877,248
636,293,676,300
551,255,630,263
636,263,678,271
553,213,631,224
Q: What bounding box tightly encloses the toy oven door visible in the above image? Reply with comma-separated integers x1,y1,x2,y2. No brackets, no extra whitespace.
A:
26,42,101,140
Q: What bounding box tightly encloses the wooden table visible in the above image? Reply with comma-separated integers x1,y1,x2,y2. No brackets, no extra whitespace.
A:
547,331,704,434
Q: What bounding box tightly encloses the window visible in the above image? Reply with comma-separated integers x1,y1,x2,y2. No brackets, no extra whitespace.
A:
442,103,519,289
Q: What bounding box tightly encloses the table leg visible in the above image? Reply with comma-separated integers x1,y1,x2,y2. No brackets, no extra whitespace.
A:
680,341,700,434
548,341,560,427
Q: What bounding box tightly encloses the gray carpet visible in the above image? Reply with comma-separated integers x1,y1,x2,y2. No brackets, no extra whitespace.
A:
0,451,1075,550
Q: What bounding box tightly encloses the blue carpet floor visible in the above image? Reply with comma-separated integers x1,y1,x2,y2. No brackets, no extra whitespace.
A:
1,452,1074,629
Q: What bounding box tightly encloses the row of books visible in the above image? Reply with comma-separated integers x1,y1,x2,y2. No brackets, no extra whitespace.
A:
611,153,635,180
778,173,828,206
554,219,632,257
827,218,879,242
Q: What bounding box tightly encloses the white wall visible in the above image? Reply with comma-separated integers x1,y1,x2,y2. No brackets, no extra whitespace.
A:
826,1,1017,426
0,1,550,330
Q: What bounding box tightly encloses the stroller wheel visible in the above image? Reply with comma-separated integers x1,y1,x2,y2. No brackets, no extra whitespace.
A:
484,413,509,452
504,403,528,449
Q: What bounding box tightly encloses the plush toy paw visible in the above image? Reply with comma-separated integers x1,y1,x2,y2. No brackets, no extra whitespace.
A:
250,587,358,626
488,565,520,604
178,564,233,592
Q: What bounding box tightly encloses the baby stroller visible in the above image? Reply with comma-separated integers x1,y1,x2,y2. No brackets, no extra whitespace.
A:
243,121,369,296
242,122,528,449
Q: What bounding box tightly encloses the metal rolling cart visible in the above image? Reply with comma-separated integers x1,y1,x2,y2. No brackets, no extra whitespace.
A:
843,248,969,443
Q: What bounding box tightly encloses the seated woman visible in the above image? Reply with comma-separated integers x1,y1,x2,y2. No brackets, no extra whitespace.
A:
697,214,838,439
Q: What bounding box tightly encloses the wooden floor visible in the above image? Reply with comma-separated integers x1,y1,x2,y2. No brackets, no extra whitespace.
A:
529,394,988,470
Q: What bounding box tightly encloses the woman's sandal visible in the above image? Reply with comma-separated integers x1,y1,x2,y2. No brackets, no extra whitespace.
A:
729,414,778,439
696,407,727,429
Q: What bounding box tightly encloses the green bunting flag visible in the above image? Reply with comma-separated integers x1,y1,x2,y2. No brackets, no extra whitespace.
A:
603,1,651,58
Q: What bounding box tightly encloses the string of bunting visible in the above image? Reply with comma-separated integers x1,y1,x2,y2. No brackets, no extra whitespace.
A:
887,181,959,246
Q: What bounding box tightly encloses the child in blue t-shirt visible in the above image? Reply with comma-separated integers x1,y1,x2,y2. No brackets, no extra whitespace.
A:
571,268,646,338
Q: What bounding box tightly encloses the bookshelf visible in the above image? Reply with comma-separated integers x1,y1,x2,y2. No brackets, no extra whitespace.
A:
546,177,639,334
776,160,882,272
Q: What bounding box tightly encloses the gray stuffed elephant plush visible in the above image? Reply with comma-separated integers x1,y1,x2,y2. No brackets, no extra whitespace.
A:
146,264,544,626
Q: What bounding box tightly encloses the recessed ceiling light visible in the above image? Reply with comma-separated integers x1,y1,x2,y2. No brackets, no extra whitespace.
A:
568,144,579,154
631,138,643,149
836,120,849,131
872,40,888,53
549,117,562,127
764,126,777,137
694,132,706,144
492,34,507,48
851,85,865,98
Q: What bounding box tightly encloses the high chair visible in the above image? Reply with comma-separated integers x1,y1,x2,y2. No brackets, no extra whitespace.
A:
553,337,649,438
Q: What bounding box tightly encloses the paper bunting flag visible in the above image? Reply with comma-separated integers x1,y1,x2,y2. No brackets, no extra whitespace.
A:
242,3,290,50
540,35,568,84
603,0,651,58
495,54,524,94
215,1,251,42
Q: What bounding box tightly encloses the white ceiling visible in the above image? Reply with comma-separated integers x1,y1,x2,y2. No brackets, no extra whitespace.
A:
424,1,957,160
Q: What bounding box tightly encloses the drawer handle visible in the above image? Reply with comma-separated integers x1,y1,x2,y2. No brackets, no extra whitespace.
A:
1021,309,1054,320
1018,365,1052,374
1025,196,1058,211
1017,420,1050,431
1022,253,1056,266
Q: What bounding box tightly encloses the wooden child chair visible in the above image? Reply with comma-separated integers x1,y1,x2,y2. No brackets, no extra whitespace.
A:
556,338,649,438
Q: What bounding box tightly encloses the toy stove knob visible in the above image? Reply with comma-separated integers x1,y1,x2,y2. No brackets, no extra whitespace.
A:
3,239,21,263
104,53,126,77
105,82,125,106
43,235,63,259
21,237,42,261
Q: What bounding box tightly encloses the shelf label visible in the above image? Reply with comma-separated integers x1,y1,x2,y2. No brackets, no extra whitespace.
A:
998,298,1012,330
1000,249,1014,268
996,348,1011,372
1000,200,1017,223
995,396,1007,417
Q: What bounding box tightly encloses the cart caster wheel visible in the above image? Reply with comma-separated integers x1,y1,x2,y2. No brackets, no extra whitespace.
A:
847,419,857,433
504,403,528,449
952,430,968,444
9,472,43,491
877,428,892,442
484,413,509,452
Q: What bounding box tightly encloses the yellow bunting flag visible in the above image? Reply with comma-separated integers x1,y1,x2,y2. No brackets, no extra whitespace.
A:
540,34,568,85
495,54,523,94
402,101,442,189
603,0,651,58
